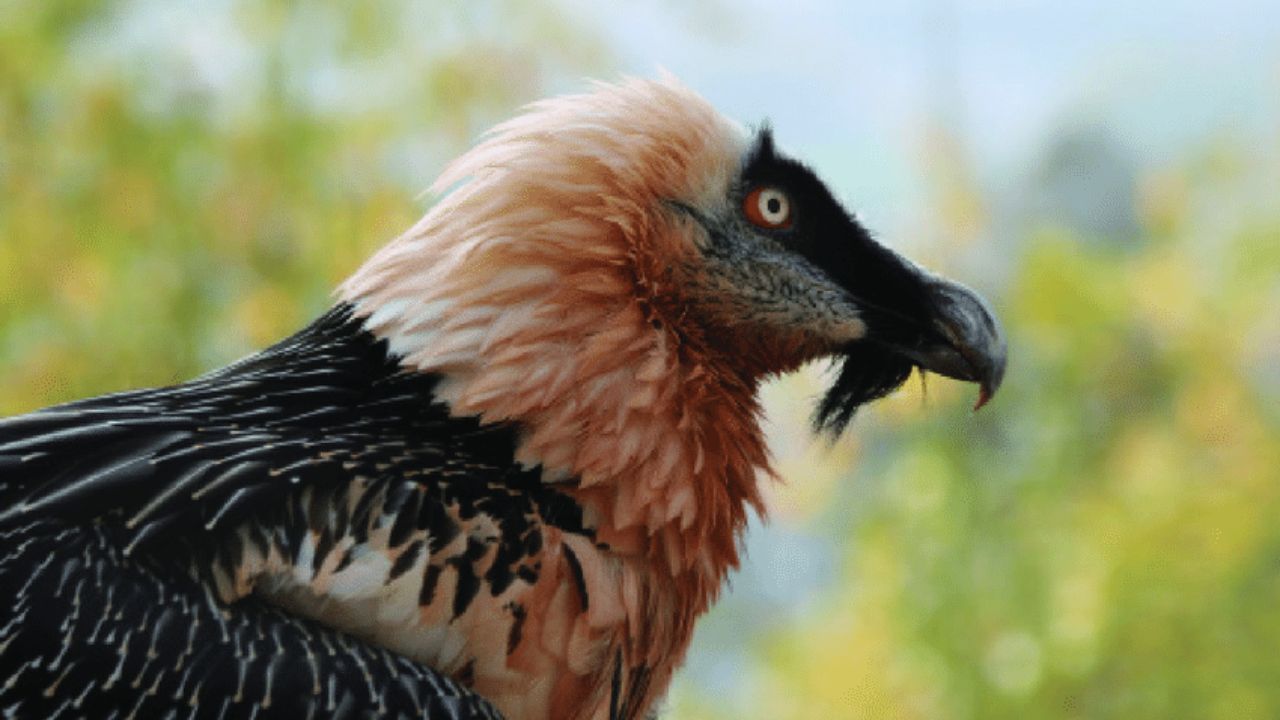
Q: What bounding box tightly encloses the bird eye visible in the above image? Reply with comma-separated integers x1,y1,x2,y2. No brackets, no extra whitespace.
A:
743,186,793,229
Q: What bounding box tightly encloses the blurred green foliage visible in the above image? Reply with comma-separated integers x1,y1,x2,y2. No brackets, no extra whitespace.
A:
0,0,602,415
3,3,1279,719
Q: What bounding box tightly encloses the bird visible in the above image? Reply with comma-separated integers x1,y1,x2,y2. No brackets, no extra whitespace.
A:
0,76,1005,720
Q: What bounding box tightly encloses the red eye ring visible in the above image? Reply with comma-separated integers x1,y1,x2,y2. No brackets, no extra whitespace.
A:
743,186,793,229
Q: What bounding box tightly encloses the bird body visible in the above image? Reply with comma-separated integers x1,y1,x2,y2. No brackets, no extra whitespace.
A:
0,308,511,718
0,77,1005,719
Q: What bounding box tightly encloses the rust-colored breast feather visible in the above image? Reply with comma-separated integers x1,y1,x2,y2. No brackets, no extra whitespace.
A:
218,477,629,718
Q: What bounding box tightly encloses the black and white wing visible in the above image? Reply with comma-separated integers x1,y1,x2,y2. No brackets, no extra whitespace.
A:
0,305,579,719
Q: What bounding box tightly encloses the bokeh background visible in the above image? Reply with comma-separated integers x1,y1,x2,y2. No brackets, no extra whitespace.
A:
3,2,1279,718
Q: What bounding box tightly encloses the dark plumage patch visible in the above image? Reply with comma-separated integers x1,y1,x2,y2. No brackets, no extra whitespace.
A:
420,564,443,606
449,537,491,619
622,663,653,720
485,543,518,596
0,302,599,715
609,649,624,720
506,603,527,655
0,303,591,552
0,520,503,719
313,524,336,576
333,545,355,573
741,129,934,432
387,485,423,548
388,539,423,582
561,544,589,611
423,500,462,553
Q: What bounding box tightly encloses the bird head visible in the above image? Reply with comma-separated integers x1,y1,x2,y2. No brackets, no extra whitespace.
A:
341,76,1005,445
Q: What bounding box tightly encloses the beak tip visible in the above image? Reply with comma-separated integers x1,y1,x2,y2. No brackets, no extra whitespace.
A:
925,277,1007,412
973,382,995,411
975,342,1007,411
973,390,987,412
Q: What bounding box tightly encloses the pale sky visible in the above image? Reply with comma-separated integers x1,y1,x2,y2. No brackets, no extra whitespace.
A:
569,0,1280,236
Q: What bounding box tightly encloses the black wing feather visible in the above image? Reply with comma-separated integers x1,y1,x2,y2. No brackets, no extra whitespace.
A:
0,518,503,720
0,304,544,719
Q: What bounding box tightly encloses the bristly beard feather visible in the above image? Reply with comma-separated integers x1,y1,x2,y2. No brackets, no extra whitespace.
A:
813,344,915,435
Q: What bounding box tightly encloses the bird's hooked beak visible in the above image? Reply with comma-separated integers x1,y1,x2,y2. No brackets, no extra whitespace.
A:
814,259,1007,434
894,277,1007,410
